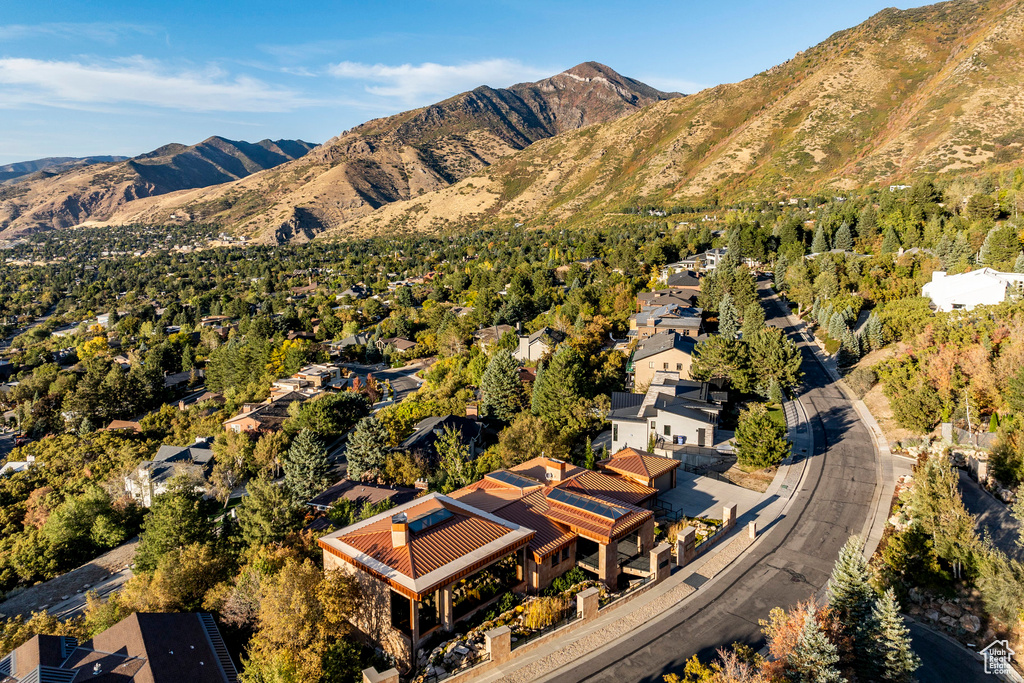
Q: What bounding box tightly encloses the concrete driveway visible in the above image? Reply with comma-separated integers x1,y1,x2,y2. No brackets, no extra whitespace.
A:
659,471,766,519
958,468,1024,562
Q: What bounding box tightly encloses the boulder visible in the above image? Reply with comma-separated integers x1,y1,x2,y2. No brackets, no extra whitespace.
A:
939,616,957,628
960,614,981,633
941,602,962,618
908,587,924,604
454,645,469,656
925,609,940,622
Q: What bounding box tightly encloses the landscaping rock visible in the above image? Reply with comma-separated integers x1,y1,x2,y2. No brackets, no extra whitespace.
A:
941,603,962,618
939,616,957,628
454,645,469,656
925,609,940,622
908,587,924,604
960,614,981,633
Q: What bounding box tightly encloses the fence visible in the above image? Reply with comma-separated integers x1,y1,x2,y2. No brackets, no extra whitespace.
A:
511,603,580,651
599,573,654,610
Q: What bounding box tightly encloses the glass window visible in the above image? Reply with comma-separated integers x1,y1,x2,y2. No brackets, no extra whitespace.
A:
649,361,654,368
663,362,669,370
561,547,569,562
551,554,558,567
664,425,671,437
613,424,618,442
650,421,656,429
676,363,683,371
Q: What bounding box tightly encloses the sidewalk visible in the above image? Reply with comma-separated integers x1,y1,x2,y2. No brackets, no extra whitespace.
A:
472,389,817,683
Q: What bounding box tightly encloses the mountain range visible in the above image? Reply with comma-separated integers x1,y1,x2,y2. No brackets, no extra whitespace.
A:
4,0,1024,243
0,138,316,238
0,156,129,185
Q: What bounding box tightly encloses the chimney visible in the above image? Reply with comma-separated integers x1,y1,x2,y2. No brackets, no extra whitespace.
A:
391,513,409,547
545,458,568,483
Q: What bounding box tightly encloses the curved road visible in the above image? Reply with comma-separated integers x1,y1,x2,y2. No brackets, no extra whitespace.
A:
542,281,989,683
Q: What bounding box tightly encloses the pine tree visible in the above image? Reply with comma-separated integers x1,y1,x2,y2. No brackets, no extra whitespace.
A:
948,231,973,268
834,223,853,252
871,588,920,682
1015,252,1024,274
741,301,765,339
866,313,885,350
480,349,528,422
881,228,900,254
768,378,785,405
237,474,303,547
718,293,739,340
531,347,588,435
786,610,845,683
135,478,213,572
774,254,790,289
811,226,830,254
827,536,878,678
828,313,846,341
583,437,596,470
346,415,390,480
282,429,329,500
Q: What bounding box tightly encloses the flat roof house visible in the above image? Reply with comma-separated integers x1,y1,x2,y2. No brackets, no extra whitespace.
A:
630,304,703,339
922,268,1024,312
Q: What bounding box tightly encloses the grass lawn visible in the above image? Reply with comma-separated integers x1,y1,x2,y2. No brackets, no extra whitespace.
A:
767,405,786,429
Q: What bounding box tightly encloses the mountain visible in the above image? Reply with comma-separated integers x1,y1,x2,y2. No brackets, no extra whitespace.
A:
315,0,1024,238
0,138,316,238
0,156,128,185
102,62,680,242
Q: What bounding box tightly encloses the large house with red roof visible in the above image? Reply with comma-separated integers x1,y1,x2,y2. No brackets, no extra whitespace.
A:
319,453,678,669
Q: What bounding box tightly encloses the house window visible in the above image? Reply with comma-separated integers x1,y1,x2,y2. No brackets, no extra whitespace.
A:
551,554,558,568
664,425,671,437
649,361,654,368
561,547,569,562
650,420,656,430
676,363,683,371
613,424,618,442
663,362,669,370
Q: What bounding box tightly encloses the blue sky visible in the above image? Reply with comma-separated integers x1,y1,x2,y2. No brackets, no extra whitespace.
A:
0,1,930,164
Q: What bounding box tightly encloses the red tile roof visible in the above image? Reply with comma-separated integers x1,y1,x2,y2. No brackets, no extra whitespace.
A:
510,456,585,483
558,469,656,507
600,447,680,480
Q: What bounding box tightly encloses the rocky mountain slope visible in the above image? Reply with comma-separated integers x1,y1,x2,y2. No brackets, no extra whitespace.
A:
0,137,315,238
0,156,128,185
326,0,1024,237
102,62,680,242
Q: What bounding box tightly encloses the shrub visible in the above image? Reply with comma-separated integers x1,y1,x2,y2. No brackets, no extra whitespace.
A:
546,566,587,596
522,596,568,630
845,367,877,399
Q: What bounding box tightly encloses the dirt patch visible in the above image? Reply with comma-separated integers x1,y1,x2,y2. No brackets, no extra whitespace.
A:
0,539,138,619
720,465,774,493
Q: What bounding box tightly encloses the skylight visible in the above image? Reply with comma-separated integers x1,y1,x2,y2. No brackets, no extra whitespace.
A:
547,488,627,520
486,470,541,489
408,508,453,534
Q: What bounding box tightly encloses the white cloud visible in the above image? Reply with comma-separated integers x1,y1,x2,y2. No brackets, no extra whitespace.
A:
0,57,315,112
0,22,154,44
635,75,708,95
328,59,552,104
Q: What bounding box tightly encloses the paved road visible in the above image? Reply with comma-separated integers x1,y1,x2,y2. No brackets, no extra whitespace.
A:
0,431,16,461
338,362,425,404
549,281,980,682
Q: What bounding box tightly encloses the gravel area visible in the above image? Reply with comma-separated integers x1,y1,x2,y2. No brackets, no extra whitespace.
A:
0,539,138,619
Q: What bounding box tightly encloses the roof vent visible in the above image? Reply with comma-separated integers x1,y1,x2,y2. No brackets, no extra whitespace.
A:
93,663,102,675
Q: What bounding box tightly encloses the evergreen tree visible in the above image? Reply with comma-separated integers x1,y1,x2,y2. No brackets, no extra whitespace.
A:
583,437,596,470
282,429,329,500
480,349,527,422
811,226,830,254
747,326,803,392
786,610,845,683
768,378,785,404
718,293,739,340
237,474,303,547
346,415,390,480
871,588,920,682
834,223,853,252
741,301,765,339
690,335,754,393
947,231,973,268
530,347,588,435
1015,252,1024,274
774,254,790,289
828,313,846,341
827,536,878,678
435,426,472,493
881,228,900,254
735,404,790,470
866,313,885,350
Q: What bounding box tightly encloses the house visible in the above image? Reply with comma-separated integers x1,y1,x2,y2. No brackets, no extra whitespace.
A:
630,304,703,339
339,283,369,299
199,315,231,327
636,289,697,310
222,391,307,433
307,479,419,512
320,455,659,670
124,437,215,507
376,337,417,354
0,456,33,477
102,419,142,433
609,372,725,451
922,268,1024,312
473,324,515,352
666,270,702,294
513,327,565,362
628,331,697,389
398,415,483,462
163,369,201,391
0,612,237,683
293,364,346,390
599,447,680,493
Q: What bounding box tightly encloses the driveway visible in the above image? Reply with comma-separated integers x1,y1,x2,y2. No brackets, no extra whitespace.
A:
958,468,1024,562
659,471,765,519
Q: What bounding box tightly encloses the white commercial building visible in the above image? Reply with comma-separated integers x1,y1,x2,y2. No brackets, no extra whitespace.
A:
922,268,1024,312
